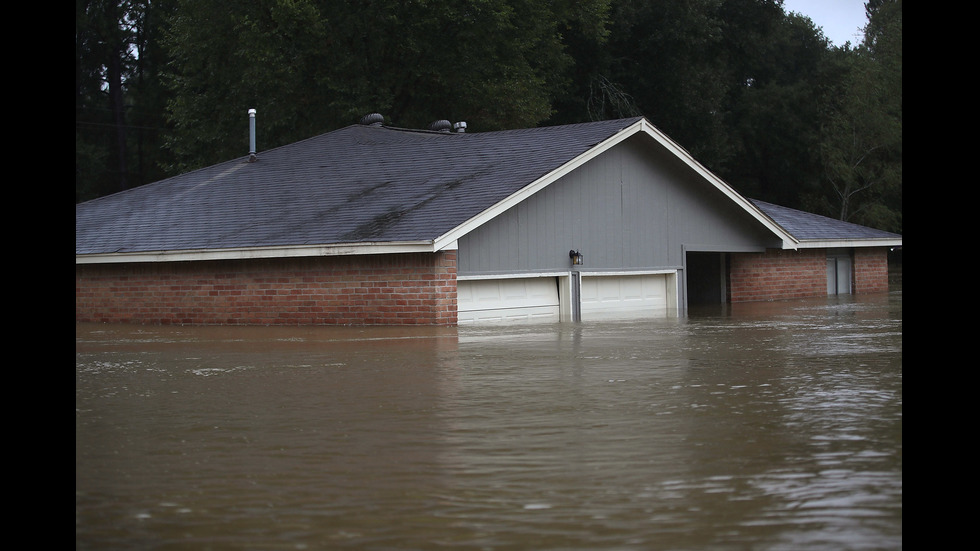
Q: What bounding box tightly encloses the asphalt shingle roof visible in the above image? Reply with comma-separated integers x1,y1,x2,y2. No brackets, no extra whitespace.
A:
76,117,645,255
750,199,901,242
76,116,900,257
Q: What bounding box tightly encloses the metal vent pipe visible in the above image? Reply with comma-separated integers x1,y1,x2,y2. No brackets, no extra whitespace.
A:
248,109,257,162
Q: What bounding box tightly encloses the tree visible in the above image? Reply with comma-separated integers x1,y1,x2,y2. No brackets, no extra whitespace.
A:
76,0,174,203
807,0,902,232
77,0,132,201
714,0,845,209
162,0,611,172
162,0,331,173
549,0,730,167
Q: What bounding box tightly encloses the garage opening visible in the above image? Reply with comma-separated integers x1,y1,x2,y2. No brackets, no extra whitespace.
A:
457,277,561,324
459,272,677,324
580,273,671,320
686,252,727,305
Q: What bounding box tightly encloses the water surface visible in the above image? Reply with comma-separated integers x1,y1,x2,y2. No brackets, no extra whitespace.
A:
76,290,902,550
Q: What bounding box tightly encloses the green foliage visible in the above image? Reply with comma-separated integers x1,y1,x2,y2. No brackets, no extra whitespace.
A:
159,0,611,171
602,0,730,163
76,0,176,202
719,7,842,208
162,0,332,173
804,0,902,233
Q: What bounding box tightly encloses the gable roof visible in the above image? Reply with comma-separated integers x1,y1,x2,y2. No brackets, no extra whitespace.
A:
76,116,898,264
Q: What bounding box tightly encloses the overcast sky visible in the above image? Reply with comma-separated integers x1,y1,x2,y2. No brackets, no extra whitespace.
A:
782,0,868,46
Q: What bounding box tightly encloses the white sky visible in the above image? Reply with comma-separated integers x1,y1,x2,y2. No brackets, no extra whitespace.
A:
782,0,868,46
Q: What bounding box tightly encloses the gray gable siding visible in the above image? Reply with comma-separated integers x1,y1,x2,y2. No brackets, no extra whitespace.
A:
458,136,779,275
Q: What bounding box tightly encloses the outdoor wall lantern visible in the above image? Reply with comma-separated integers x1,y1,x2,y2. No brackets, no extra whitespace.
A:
569,249,584,266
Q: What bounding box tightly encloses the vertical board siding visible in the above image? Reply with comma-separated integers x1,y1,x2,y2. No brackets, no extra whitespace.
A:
459,136,774,275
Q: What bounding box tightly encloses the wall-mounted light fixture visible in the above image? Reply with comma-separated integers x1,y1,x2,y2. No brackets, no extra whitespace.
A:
569,249,584,266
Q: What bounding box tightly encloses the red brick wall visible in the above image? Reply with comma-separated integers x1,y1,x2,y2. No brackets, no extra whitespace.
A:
853,247,890,294
729,248,827,302
75,251,458,326
728,247,891,302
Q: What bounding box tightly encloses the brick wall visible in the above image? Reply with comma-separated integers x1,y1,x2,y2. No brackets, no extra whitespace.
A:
728,247,891,302
853,247,890,294
729,248,827,302
75,251,458,326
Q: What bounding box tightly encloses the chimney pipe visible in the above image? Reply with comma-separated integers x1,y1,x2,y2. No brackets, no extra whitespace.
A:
248,109,257,162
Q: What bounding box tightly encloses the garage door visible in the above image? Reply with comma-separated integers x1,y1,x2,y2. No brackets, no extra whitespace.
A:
458,278,560,324
581,274,668,319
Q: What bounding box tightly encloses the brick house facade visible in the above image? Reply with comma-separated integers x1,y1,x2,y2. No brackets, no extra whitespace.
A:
75,246,892,326
76,116,900,326
729,248,826,303
75,252,458,326
728,247,890,303
852,248,890,294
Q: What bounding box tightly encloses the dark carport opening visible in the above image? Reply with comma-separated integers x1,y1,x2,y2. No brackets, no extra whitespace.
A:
686,252,728,306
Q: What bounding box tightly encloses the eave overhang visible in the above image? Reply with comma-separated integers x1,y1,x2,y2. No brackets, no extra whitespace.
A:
75,240,448,265
794,238,903,250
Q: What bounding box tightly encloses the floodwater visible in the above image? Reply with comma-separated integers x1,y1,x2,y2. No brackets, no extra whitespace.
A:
76,288,902,551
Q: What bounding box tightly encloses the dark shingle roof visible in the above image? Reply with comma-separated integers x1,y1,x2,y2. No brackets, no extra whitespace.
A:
750,199,901,242
76,117,644,255
76,117,901,258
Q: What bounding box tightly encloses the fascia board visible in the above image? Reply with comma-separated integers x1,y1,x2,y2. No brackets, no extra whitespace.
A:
76,241,436,265
433,118,800,251
795,238,903,249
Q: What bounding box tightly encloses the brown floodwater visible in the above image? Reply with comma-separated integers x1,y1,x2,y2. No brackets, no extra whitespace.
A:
76,288,902,550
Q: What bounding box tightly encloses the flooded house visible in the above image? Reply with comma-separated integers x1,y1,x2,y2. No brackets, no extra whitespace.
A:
75,114,902,326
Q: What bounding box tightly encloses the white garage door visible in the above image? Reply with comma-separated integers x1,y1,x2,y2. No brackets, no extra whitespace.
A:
581,274,668,319
458,278,560,324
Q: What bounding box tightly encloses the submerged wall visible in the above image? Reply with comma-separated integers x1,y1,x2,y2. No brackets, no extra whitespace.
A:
76,246,893,325
728,247,891,303
852,248,890,294
75,252,458,326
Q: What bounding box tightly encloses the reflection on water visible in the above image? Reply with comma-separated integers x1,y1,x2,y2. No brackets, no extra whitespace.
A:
76,290,901,550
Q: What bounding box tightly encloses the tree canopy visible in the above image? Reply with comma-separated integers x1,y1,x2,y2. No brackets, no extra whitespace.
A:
76,0,901,234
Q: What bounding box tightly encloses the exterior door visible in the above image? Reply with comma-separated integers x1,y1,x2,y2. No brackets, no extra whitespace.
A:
827,254,852,295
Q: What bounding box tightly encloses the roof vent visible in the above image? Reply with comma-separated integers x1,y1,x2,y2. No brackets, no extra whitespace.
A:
248,108,257,162
453,121,467,133
429,119,452,132
360,113,385,126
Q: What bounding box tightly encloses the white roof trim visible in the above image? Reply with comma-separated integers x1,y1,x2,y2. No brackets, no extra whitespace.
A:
434,118,799,251
76,241,437,264
458,271,568,281
795,238,903,249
